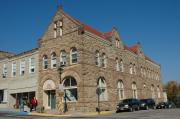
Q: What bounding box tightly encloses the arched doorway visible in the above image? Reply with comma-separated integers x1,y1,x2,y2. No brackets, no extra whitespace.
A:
43,80,56,110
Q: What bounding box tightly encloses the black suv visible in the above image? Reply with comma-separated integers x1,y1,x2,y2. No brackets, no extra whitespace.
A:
140,99,156,110
116,98,140,112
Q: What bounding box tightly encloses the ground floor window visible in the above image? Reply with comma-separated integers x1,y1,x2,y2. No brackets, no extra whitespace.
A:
97,77,108,101
132,82,138,99
63,76,78,102
0,90,4,103
11,92,35,109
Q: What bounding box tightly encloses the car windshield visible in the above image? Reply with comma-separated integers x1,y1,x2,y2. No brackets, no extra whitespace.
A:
140,99,147,103
122,99,131,103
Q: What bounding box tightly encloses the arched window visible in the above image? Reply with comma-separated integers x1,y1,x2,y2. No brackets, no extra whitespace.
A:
63,76,78,102
115,38,120,48
43,55,48,69
102,53,107,68
70,48,77,64
133,64,136,75
129,63,133,74
60,50,66,66
151,84,155,99
120,59,124,72
144,68,146,77
157,86,161,98
97,77,108,101
51,52,57,68
118,80,124,100
95,51,100,66
143,83,146,89
140,67,143,77
116,58,119,71
132,82,138,98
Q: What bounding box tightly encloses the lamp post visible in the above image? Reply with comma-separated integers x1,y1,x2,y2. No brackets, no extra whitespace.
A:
57,64,65,114
96,86,101,114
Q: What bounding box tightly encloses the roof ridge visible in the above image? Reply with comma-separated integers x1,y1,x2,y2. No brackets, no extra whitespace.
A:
61,11,113,40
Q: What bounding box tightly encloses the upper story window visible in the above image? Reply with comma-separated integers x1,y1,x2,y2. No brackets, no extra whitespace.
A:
43,55,48,69
157,86,161,98
116,58,119,71
2,64,7,78
129,63,133,74
102,53,107,68
95,51,100,67
140,67,143,77
70,48,77,64
115,38,120,48
120,60,124,72
54,20,63,38
12,62,16,77
60,50,66,66
148,70,150,78
151,85,155,99
20,60,26,76
51,52,57,68
29,57,35,73
133,64,136,75
143,68,146,77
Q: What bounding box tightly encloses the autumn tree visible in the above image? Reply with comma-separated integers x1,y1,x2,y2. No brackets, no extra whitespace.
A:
165,81,180,105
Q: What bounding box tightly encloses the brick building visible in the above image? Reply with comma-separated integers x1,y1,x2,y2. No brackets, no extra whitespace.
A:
0,6,163,112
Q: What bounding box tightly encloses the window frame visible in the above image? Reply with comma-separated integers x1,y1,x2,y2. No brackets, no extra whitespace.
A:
70,48,78,64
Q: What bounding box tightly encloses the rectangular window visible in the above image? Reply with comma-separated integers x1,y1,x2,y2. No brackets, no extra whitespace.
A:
116,60,119,71
120,61,124,72
2,64,7,78
12,62,16,77
20,60,25,76
29,58,35,73
59,21,63,36
71,54,77,64
54,22,57,38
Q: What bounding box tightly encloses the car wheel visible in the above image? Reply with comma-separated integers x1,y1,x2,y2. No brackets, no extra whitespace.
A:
129,107,133,112
137,107,140,111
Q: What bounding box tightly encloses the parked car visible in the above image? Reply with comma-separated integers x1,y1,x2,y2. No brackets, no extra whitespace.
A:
156,102,167,109
116,98,140,112
140,99,156,110
166,101,176,109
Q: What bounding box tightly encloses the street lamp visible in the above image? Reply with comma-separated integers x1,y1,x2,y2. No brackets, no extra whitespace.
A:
96,86,101,114
57,64,67,113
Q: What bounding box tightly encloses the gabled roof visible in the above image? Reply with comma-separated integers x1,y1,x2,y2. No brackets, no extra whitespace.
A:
61,10,113,40
124,44,139,54
60,8,158,65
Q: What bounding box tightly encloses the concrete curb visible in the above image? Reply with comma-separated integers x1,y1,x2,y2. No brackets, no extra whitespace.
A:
29,111,114,117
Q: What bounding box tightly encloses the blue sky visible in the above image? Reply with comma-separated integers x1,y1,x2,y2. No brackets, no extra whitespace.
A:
0,0,179,83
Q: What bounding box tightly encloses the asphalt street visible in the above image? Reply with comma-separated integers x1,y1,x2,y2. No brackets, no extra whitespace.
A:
0,109,179,119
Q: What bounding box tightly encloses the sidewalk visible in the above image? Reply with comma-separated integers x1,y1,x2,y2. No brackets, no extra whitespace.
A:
29,111,114,117
0,107,114,117
0,108,28,116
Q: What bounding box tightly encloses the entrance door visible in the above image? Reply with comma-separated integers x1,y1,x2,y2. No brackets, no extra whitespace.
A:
47,90,56,109
51,91,56,109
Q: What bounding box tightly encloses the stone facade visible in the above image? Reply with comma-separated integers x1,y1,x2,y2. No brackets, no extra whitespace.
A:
0,6,163,112
37,6,163,112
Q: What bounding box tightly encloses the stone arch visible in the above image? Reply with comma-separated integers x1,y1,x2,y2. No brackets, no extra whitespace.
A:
61,70,81,85
43,80,56,91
